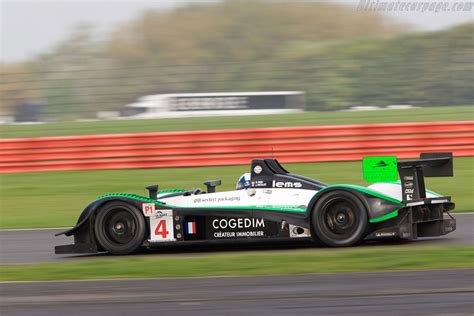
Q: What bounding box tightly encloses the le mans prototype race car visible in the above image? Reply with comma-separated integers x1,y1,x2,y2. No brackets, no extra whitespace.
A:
56,152,456,255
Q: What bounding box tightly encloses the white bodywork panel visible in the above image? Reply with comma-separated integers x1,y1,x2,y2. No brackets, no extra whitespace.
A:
158,188,318,209
156,183,442,209
368,183,440,202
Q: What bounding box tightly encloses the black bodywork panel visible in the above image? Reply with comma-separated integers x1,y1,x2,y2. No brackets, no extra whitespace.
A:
366,201,456,240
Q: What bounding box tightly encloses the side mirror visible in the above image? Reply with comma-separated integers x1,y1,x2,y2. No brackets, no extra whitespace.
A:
203,180,221,193
146,184,159,200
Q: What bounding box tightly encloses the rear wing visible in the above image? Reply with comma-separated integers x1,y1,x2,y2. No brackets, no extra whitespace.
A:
397,152,453,202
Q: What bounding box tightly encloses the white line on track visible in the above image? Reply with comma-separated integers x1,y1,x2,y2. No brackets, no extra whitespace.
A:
0,212,473,232
0,227,70,232
447,212,474,215
1,268,470,285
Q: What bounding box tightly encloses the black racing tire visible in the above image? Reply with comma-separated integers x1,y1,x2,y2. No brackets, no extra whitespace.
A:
311,190,368,247
94,201,146,255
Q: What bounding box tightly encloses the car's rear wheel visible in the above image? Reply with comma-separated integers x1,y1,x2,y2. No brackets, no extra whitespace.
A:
311,190,368,247
94,202,146,255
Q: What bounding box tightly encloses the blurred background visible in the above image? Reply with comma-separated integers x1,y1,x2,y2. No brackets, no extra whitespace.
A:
1,3,474,313
1,0,473,122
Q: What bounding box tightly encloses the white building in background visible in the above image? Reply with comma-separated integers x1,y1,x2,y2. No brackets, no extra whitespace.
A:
120,91,305,119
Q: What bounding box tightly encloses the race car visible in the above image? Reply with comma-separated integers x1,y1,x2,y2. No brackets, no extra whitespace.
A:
55,152,456,255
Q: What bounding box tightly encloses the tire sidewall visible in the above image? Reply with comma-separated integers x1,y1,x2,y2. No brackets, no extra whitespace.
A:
311,190,368,247
94,201,146,255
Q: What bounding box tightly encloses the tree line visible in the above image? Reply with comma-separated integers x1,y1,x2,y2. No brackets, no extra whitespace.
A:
1,1,472,120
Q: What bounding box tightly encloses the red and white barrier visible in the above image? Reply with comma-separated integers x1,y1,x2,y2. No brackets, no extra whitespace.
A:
1,121,473,173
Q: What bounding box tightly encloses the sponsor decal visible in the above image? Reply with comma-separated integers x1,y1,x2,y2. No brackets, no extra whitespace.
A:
214,231,265,238
194,196,241,203
155,211,167,218
254,165,262,174
252,180,267,187
402,179,415,200
206,216,284,239
142,203,156,216
362,156,398,183
212,218,265,229
374,160,388,167
375,232,397,237
272,180,302,188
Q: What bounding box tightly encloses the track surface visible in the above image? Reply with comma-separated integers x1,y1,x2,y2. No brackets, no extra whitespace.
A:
1,213,474,264
1,215,473,315
0,213,472,264
1,269,473,316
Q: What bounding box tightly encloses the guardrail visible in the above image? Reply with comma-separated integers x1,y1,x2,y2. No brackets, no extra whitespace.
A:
1,121,473,173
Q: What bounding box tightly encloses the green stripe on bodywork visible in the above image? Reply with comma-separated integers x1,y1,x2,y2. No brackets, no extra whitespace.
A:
369,209,399,223
184,205,307,213
156,189,186,194
96,193,166,205
318,184,403,205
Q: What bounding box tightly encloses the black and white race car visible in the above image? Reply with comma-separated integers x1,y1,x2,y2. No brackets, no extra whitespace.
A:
55,153,456,255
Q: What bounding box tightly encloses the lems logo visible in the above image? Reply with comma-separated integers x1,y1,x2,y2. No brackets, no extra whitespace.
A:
272,180,303,188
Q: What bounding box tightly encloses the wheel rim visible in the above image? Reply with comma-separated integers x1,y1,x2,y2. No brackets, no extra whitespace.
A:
322,199,358,239
103,208,138,246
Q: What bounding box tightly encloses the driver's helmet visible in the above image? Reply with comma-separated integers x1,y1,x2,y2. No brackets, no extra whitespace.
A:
236,173,251,190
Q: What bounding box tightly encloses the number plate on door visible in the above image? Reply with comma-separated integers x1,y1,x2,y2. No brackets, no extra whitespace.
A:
149,209,175,242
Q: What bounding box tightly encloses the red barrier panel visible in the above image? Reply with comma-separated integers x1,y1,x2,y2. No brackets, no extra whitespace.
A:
1,121,473,173
2,121,473,150
1,145,473,173
1,133,473,163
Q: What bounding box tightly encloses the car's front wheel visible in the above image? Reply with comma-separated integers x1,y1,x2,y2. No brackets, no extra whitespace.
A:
94,201,146,255
311,190,368,247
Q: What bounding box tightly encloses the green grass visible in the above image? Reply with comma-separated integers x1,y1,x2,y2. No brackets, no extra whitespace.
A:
1,106,473,138
1,158,472,229
1,245,472,281
1,106,472,228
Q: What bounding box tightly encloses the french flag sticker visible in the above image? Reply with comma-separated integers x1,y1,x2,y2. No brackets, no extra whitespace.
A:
185,222,196,234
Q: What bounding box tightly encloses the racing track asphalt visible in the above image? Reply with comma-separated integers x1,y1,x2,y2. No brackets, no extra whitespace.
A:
0,213,473,264
1,269,473,315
